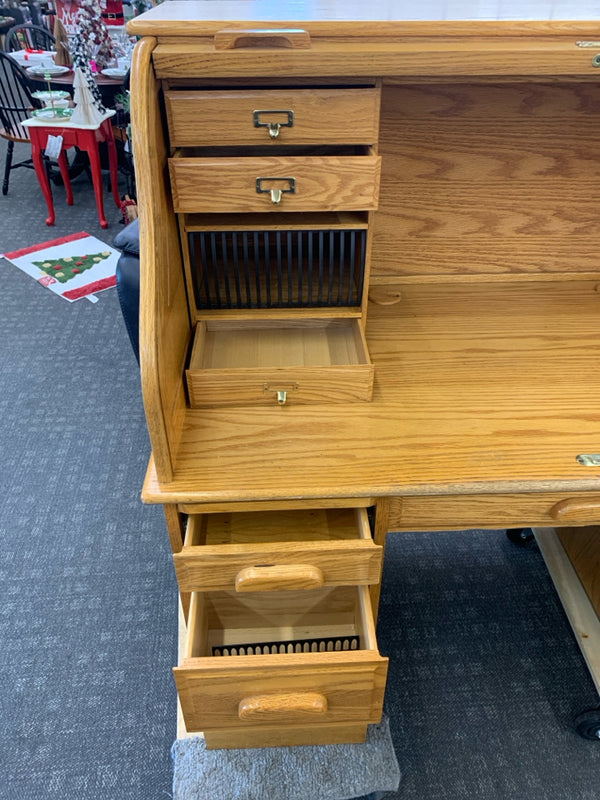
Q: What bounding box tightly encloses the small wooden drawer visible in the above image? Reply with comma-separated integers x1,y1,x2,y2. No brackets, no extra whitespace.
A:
174,585,388,747
388,492,600,532
169,149,381,213
165,87,381,147
174,508,382,592
186,318,374,407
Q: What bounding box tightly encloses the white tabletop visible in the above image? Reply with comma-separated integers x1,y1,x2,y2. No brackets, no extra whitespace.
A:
7,50,57,67
22,109,115,131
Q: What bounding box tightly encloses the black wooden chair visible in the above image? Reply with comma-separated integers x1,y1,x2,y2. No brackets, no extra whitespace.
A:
0,51,42,195
5,22,55,52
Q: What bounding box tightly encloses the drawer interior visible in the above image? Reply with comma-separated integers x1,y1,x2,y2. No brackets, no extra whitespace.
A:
173,144,372,158
187,585,377,658
185,508,371,547
174,507,381,592
189,318,369,371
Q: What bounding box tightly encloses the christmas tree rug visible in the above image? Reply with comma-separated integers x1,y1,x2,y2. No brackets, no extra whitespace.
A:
3,231,120,303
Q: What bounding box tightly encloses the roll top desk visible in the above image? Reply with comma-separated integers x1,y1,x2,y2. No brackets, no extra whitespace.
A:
127,1,600,748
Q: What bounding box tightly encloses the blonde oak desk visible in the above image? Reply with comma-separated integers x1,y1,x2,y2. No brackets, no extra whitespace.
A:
128,1,600,748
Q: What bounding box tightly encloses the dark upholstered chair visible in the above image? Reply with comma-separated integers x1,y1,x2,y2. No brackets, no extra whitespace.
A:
113,218,140,364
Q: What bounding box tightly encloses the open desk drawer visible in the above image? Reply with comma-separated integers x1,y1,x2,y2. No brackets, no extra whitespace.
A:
186,317,374,406
174,585,388,745
174,508,382,592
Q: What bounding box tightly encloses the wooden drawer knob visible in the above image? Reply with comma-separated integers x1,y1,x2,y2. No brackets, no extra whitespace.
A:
215,28,311,50
238,692,327,721
235,564,324,592
550,497,600,523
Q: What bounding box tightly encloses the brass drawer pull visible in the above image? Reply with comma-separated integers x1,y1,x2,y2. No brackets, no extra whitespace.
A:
263,382,298,405
577,454,600,466
253,109,294,139
235,564,325,592
238,692,327,721
256,176,296,204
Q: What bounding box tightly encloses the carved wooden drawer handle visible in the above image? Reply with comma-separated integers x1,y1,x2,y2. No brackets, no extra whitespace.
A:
235,564,324,592
550,497,600,523
214,28,311,51
239,692,328,721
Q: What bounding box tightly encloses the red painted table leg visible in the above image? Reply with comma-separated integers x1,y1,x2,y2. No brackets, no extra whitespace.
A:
82,129,109,229
26,115,119,228
57,149,73,206
29,132,55,226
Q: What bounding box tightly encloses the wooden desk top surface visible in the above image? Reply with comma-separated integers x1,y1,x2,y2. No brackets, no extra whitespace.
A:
128,0,599,36
143,281,600,504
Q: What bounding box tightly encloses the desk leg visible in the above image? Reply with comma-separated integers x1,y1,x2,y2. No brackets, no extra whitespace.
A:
164,505,190,622
57,150,74,206
82,131,108,229
30,136,55,226
370,497,389,619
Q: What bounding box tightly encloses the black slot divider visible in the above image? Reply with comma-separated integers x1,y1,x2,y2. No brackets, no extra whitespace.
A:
189,228,366,310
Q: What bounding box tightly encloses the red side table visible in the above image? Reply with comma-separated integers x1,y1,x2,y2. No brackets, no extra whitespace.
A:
23,111,120,229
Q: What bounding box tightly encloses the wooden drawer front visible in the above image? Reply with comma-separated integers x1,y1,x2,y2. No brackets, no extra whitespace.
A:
165,88,380,147
174,585,388,735
388,493,600,532
186,318,374,407
174,508,382,592
169,154,381,213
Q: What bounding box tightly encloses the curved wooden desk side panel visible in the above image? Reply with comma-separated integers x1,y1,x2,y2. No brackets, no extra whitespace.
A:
131,37,191,482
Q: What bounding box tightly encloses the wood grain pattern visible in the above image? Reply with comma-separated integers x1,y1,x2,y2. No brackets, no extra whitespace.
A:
373,82,600,280
131,37,191,482
192,507,369,544
129,5,600,752
183,211,369,231
536,527,600,694
169,153,381,213
178,497,375,514
175,586,387,736
558,527,600,616
149,38,599,80
203,721,368,749
369,498,389,617
165,505,190,620
174,508,382,591
185,318,374,406
550,498,600,524
127,3,600,38
234,564,325,592
388,492,600,531
214,28,311,51
165,88,380,147
143,281,600,504
238,692,327,721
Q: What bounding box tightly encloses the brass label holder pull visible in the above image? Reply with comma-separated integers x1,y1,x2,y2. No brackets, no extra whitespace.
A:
254,109,294,139
256,177,296,204
264,382,298,405
577,454,600,466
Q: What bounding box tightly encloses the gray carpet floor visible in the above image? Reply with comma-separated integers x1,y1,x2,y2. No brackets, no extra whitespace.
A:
2,136,600,799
